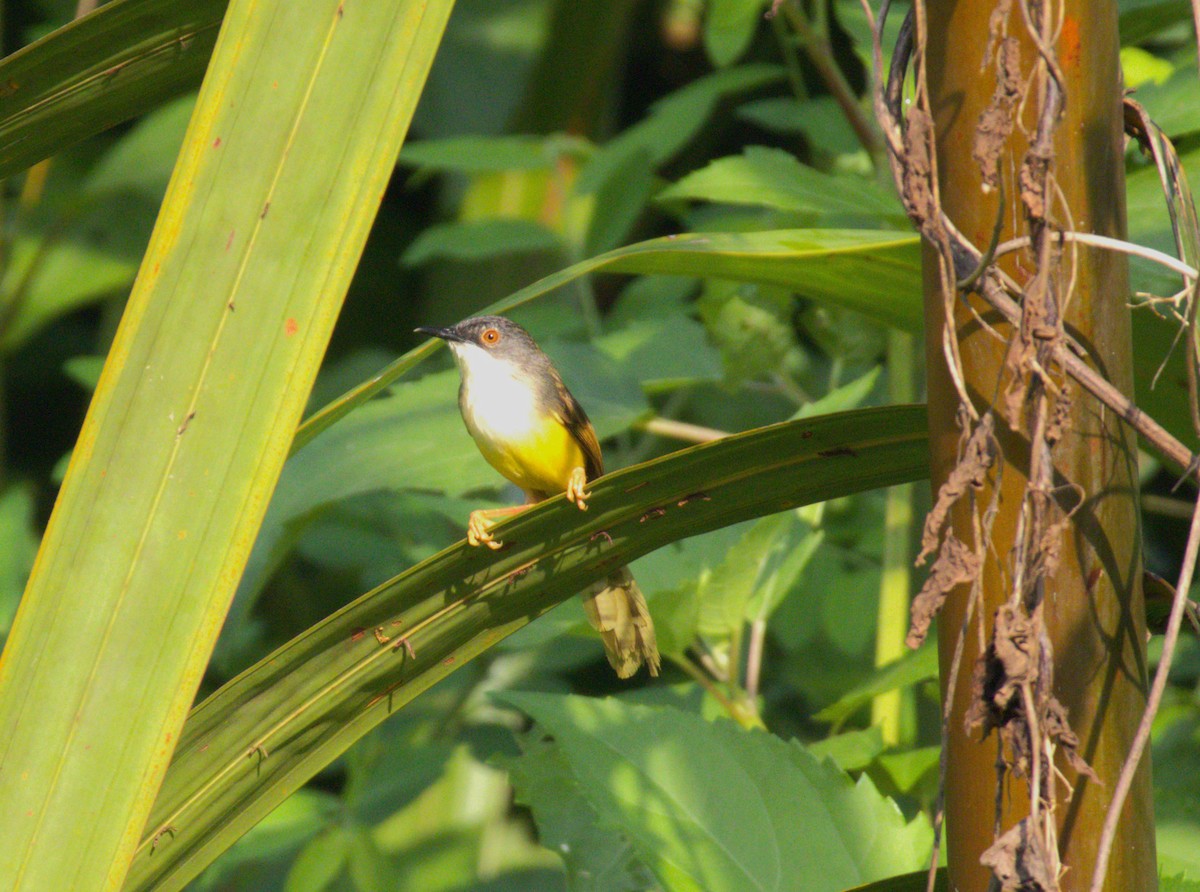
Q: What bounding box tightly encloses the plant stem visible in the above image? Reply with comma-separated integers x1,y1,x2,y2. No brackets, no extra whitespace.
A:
781,4,884,170
871,329,917,745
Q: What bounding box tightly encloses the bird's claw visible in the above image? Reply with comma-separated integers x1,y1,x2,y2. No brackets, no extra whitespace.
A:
468,511,504,550
566,467,591,511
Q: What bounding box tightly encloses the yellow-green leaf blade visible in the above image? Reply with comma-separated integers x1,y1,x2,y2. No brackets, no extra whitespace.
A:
0,2,454,890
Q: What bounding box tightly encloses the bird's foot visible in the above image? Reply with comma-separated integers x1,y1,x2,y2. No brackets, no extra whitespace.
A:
467,505,528,549
468,511,503,549
566,467,591,511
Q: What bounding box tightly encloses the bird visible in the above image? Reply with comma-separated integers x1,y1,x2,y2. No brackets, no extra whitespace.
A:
415,315,660,678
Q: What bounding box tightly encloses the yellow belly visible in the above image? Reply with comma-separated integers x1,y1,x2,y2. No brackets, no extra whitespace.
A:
474,414,585,499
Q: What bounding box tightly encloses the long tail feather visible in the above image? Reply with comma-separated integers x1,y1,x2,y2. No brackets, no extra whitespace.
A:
581,566,660,678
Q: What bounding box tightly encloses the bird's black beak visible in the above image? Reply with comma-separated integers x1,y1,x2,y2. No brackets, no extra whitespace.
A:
415,325,463,343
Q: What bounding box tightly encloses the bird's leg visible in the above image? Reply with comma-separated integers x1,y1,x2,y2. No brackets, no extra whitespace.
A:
566,466,591,511
467,505,528,550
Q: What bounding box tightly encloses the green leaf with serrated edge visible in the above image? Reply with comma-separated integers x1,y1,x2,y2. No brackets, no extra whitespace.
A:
815,641,939,728
876,747,940,796
500,693,933,892
498,733,657,891
293,228,921,454
128,406,929,892
807,727,886,773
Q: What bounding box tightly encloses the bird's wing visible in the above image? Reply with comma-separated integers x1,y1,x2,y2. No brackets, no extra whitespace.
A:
553,376,604,480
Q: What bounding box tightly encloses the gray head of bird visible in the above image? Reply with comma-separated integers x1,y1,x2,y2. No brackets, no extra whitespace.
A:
415,315,545,372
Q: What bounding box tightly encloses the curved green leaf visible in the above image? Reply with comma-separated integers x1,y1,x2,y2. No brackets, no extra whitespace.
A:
0,0,226,181
292,228,922,454
127,405,929,892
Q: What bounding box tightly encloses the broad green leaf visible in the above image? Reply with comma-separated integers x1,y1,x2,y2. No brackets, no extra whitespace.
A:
659,147,905,224
583,146,657,256
402,219,562,265
577,64,785,192
0,2,456,889
737,96,861,156
705,0,766,67
807,727,886,773
398,134,591,173
815,642,939,727
502,693,933,892
0,0,226,181
875,747,940,796
1153,706,1200,881
0,233,138,350
283,827,349,892
794,367,881,419
1125,147,1200,443
293,228,921,454
744,524,823,620
62,355,107,391
499,733,658,891
83,93,197,197
128,406,930,891
345,829,390,892
597,315,723,392
697,512,814,634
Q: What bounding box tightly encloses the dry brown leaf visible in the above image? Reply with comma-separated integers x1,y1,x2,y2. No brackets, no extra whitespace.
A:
908,535,981,648
981,818,1058,891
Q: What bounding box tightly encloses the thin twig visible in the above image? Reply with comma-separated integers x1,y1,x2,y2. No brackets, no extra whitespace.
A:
744,618,767,702
779,2,884,167
637,417,729,444
994,231,1199,281
1089,494,1200,892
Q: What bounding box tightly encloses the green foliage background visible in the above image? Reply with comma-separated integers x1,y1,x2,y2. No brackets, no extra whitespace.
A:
0,0,1198,890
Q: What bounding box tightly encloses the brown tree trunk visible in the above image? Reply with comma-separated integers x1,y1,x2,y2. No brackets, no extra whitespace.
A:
923,2,1157,889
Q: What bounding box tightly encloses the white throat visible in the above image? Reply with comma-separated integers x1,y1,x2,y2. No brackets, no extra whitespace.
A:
450,342,542,443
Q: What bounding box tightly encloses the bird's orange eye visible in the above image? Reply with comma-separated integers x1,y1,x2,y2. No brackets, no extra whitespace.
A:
481,328,501,345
